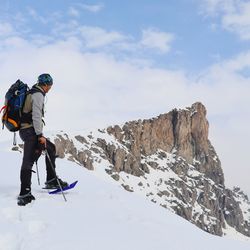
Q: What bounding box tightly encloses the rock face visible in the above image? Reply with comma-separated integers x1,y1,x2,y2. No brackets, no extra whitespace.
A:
52,102,250,238
106,102,224,185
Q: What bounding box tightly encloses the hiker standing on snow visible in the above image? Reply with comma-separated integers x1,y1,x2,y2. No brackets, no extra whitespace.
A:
17,73,68,206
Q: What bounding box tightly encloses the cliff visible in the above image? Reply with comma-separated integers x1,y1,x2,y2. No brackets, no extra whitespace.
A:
51,102,250,237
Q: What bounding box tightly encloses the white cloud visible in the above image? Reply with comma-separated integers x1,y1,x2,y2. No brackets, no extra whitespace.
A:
0,19,249,198
222,2,250,40
54,24,175,54
200,0,235,16
51,23,139,52
0,36,188,131
140,28,174,53
77,3,104,13
200,0,250,40
26,7,62,26
27,7,48,24
68,7,80,17
0,22,15,37
14,8,174,55
79,26,129,49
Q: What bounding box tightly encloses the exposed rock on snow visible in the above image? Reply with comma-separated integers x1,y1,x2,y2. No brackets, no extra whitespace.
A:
51,102,250,237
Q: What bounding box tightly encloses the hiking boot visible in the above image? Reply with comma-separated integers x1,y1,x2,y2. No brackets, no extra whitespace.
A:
17,192,35,206
44,177,68,189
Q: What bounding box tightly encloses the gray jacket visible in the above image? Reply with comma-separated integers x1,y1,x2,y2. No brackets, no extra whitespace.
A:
21,85,45,136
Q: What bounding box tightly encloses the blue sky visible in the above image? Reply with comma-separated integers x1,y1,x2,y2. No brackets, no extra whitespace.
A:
1,0,250,72
0,0,250,196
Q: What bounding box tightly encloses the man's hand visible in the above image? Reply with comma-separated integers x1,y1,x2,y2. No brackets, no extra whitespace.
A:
38,136,47,147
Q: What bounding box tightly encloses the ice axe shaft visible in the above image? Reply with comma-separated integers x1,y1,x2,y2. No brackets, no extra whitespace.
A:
44,148,67,202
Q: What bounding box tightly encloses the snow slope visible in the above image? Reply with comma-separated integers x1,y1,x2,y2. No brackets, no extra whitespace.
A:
0,140,250,250
51,129,250,237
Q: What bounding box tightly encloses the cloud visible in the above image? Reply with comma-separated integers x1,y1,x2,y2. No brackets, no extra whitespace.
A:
27,7,48,24
199,0,234,16
77,3,104,13
0,35,250,198
0,35,188,130
199,0,250,40
56,24,176,56
0,8,249,198
68,7,80,18
222,1,250,40
1,5,174,56
79,26,130,49
140,28,175,53
1,36,249,199
50,22,136,53
0,22,15,37
25,6,62,26
51,22,175,55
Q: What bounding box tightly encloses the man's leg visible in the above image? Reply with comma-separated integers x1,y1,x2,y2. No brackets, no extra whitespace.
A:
45,139,57,181
45,139,68,188
18,128,38,205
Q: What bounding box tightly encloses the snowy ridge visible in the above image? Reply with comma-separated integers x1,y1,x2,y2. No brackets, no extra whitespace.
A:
1,135,250,250
42,127,250,239
1,139,250,250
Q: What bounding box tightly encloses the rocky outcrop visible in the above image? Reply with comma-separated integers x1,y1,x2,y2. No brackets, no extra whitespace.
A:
54,133,94,170
106,102,224,185
51,102,250,238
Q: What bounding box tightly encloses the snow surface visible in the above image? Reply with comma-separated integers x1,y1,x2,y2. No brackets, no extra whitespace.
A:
0,140,250,250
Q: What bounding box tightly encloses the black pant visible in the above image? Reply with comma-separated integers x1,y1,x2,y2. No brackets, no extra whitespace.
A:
19,127,57,195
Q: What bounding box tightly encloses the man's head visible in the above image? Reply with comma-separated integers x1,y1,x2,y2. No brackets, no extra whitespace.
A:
37,73,53,93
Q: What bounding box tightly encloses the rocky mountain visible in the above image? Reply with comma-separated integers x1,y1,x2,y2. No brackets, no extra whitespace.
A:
48,102,250,237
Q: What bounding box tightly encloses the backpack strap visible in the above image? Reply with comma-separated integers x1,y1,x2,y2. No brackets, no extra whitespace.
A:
29,85,46,96
0,105,6,113
1,106,7,130
20,85,46,124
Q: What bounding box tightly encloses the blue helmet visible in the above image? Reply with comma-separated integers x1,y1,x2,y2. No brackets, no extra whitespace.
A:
38,73,53,86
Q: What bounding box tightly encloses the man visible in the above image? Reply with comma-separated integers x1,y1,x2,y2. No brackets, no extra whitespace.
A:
17,73,68,206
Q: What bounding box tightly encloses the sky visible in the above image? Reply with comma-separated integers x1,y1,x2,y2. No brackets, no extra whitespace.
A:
0,0,250,196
